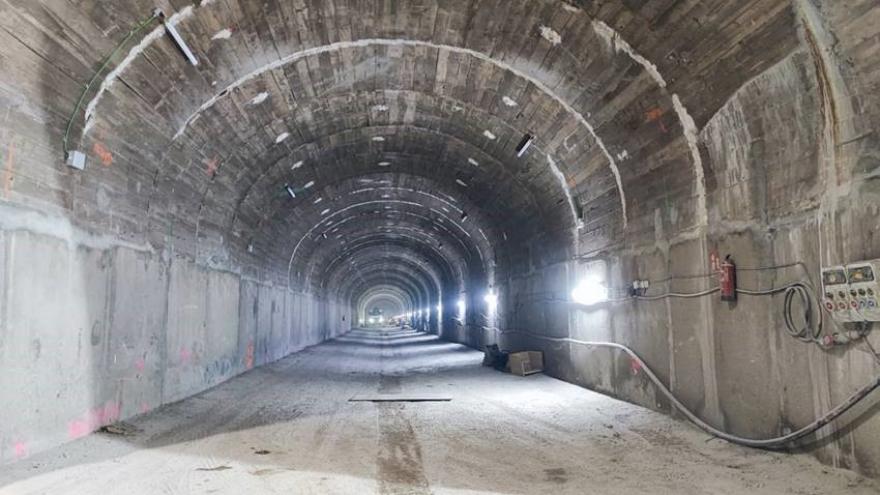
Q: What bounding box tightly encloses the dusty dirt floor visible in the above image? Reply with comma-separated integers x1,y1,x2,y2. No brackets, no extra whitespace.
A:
1,327,877,494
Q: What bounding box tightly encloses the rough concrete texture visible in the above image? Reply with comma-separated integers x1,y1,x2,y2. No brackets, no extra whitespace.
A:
0,329,876,494
0,224,348,463
1,0,880,480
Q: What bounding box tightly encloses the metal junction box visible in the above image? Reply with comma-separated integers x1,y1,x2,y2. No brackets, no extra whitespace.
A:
822,259,880,323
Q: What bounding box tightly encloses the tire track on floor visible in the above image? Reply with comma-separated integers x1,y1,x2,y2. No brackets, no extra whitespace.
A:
376,329,432,495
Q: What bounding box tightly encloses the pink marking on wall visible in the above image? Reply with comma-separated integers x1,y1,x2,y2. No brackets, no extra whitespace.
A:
134,357,146,372
630,357,642,376
2,141,15,200
68,419,90,439
102,401,121,423
245,340,255,369
140,402,150,414
67,401,121,440
180,347,193,364
13,441,28,459
204,156,220,177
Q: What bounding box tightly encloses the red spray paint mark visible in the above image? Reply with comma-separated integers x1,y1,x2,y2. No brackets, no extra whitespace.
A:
134,357,146,372
630,357,642,376
180,347,193,365
13,441,28,459
92,142,113,166
645,107,667,133
204,157,220,177
709,249,721,273
2,141,15,200
245,340,255,370
140,402,150,414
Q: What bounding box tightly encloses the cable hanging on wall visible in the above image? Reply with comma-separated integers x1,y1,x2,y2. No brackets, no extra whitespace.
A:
498,329,880,450
542,255,880,449
62,12,162,168
62,8,199,169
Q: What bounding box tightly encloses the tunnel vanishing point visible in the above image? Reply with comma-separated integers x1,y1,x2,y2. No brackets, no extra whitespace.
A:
1,0,880,493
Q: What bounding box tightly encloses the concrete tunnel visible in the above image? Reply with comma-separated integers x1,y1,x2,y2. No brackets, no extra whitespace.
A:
1,0,879,493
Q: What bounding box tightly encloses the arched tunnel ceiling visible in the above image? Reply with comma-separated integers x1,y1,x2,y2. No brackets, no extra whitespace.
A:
9,0,800,298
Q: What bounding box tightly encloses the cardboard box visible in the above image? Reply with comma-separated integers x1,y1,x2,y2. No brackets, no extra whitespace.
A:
507,351,543,376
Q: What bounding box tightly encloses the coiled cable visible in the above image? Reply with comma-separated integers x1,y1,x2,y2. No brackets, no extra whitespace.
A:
737,282,824,343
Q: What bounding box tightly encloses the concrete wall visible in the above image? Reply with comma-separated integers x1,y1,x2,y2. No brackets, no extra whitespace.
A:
0,214,349,464
495,29,880,477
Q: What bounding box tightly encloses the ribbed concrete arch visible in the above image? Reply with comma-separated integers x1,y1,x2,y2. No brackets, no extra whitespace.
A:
335,257,443,307
133,40,624,232
357,290,408,323
8,0,880,482
317,240,462,297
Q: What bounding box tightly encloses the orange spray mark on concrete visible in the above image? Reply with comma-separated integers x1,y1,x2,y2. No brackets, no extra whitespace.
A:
2,141,15,199
245,340,255,369
645,107,667,133
92,142,113,166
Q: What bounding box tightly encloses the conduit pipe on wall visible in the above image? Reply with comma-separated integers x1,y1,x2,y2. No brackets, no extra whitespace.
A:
500,330,880,450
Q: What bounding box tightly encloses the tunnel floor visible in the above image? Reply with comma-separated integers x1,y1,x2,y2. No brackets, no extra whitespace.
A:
1,328,875,495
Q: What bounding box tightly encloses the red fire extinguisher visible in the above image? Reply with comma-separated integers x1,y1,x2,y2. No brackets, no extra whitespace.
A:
719,255,737,302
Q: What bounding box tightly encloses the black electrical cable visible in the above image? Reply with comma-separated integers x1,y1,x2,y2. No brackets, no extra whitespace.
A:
499,330,880,449
617,261,814,286
737,282,824,343
863,338,880,366
604,282,825,345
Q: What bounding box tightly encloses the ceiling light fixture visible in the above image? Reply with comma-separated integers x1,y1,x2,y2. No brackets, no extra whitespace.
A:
155,10,199,66
285,184,296,199
516,133,534,157
460,212,469,222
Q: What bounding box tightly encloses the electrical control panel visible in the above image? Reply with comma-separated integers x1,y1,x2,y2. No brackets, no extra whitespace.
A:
822,259,880,323
847,262,880,321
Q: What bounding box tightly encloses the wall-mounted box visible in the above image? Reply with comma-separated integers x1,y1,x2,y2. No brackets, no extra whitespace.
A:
66,150,86,170
822,260,880,323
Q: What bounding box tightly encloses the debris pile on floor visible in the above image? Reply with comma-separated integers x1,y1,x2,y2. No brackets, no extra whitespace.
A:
483,345,543,376
482,344,508,370
98,422,142,436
